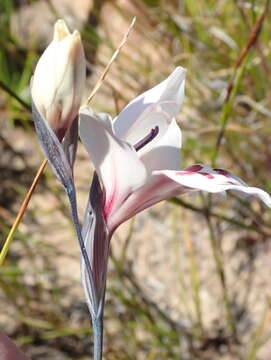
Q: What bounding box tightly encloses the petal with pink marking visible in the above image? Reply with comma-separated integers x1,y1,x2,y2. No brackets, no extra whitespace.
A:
107,170,181,232
113,67,186,146
163,165,271,206
79,106,147,218
108,165,271,232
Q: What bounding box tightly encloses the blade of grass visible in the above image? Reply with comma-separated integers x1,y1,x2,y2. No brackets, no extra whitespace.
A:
205,213,237,337
246,304,271,360
211,58,248,166
0,159,47,266
0,79,31,111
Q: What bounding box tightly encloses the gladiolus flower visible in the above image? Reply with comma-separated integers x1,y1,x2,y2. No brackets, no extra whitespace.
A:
31,19,86,138
78,66,271,322
79,67,271,237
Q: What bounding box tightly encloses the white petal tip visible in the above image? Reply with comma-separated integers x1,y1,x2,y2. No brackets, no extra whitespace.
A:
258,191,271,208
173,66,187,78
54,19,71,40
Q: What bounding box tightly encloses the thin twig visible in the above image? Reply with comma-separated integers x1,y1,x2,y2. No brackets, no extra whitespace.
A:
169,197,269,236
234,0,269,71
0,159,47,266
86,17,136,104
233,0,270,74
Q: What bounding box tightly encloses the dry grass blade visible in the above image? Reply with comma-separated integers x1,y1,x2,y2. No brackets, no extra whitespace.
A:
212,0,269,165
0,159,48,266
0,80,31,111
86,17,136,105
225,0,269,103
235,0,269,70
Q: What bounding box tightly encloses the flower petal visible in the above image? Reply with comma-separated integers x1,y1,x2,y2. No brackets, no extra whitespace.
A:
31,26,85,134
139,119,182,173
163,165,271,206
108,164,271,232
79,106,147,219
113,67,186,147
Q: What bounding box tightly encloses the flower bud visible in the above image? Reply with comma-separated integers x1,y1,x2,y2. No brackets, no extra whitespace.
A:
31,19,86,138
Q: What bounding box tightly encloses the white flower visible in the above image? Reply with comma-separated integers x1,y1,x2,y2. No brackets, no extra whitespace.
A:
31,19,86,138
79,66,271,234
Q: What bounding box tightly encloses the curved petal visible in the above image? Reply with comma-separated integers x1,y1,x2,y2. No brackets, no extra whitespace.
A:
108,164,271,232
107,171,179,232
139,119,182,173
163,165,271,205
79,106,147,219
113,67,186,146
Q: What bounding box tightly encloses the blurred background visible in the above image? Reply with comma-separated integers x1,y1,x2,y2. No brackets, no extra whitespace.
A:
1,0,271,359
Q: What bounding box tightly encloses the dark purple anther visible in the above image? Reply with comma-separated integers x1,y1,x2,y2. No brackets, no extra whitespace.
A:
134,126,159,152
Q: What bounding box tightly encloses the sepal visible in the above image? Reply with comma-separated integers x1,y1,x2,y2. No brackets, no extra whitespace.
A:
81,174,110,317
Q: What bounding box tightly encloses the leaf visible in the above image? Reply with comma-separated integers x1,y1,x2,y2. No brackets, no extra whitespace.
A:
32,99,73,189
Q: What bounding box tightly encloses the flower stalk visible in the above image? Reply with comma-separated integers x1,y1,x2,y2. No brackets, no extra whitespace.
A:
92,315,104,360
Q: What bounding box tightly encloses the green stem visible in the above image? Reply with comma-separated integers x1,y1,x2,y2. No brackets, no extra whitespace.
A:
92,315,104,360
211,58,248,167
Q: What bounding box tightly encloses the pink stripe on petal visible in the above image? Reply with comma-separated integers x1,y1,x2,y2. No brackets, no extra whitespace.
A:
186,164,203,172
104,188,117,218
200,172,215,179
175,171,194,175
175,170,214,179
213,168,231,178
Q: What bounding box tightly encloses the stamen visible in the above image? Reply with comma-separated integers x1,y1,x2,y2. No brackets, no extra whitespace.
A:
134,126,159,152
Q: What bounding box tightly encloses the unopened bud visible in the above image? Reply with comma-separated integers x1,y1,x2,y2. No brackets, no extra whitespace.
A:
31,19,86,138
